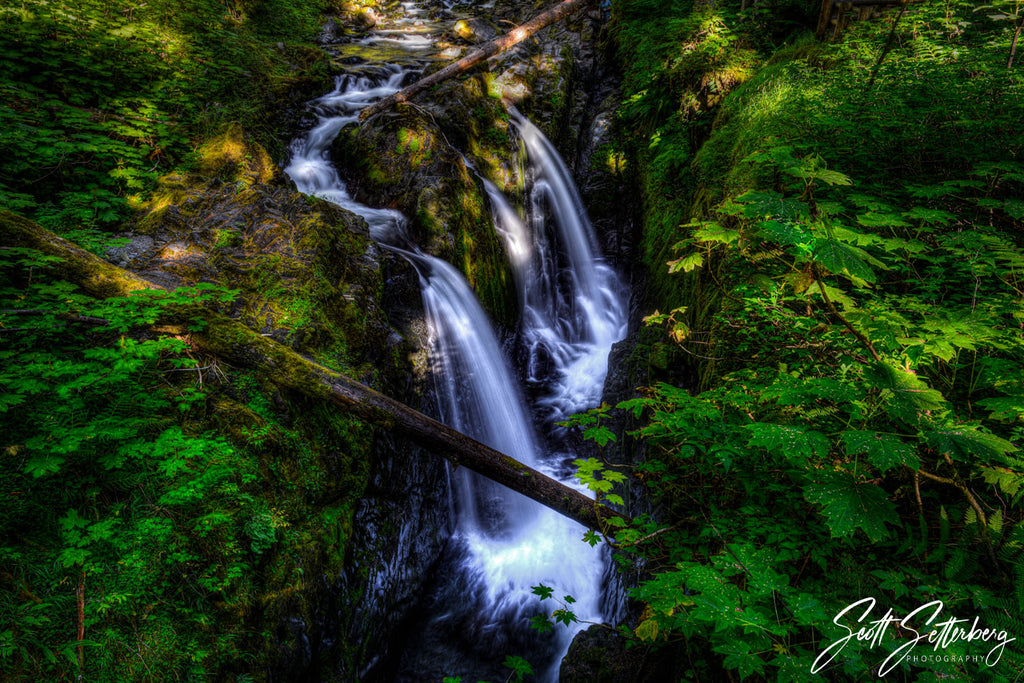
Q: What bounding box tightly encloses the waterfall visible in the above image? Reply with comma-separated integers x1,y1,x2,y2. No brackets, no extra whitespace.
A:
284,7,626,680
494,110,628,424
413,253,540,533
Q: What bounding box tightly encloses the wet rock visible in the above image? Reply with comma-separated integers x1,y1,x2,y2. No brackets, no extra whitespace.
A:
105,234,155,269
560,625,685,682
126,125,399,374
333,96,518,325
493,61,533,103
318,18,343,45
453,17,497,43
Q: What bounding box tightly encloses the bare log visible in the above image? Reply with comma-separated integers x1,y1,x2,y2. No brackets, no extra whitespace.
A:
359,0,591,121
1,210,625,531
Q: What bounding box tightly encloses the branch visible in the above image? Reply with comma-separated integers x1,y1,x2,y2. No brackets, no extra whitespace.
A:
812,264,881,361
0,210,626,531
865,1,909,93
917,464,1001,571
359,0,592,120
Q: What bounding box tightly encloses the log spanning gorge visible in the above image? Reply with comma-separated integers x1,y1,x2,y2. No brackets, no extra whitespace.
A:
284,2,627,679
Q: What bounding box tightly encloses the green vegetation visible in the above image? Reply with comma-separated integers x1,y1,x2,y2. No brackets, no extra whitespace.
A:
0,239,379,679
0,251,259,678
5,0,1024,678
0,0,400,679
0,0,332,233
565,0,1024,679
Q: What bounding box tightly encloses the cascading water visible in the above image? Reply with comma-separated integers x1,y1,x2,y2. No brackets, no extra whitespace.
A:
483,111,627,432
284,5,626,680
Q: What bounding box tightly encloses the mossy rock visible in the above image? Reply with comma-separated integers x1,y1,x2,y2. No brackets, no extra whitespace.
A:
335,98,516,324
560,624,688,682
123,126,404,378
104,121,425,678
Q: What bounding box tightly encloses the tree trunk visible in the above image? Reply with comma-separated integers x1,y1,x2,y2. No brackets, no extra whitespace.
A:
359,0,592,121
1,211,625,532
1009,13,1023,69
76,571,85,679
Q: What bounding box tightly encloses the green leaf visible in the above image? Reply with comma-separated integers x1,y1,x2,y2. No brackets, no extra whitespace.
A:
813,239,876,283
693,222,742,245
804,471,898,542
863,361,946,422
553,608,578,626
503,655,534,681
980,466,1024,497
764,374,862,406
25,453,65,477
668,252,704,273
840,430,920,472
529,615,553,633
977,396,1024,421
717,641,766,678
582,425,617,446
736,190,810,220
903,206,955,225
531,584,554,600
1001,199,1024,220
759,219,812,247
602,470,628,484
925,426,1018,464
746,423,831,463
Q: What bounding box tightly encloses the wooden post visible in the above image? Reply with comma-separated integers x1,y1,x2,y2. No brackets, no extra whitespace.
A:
816,0,835,39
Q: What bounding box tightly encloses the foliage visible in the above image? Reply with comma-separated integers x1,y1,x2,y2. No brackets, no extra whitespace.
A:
0,245,365,679
0,0,330,233
585,1,1024,678
582,148,1024,679
529,584,580,634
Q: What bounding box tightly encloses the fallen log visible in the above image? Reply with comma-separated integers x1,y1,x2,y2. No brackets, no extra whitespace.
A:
1,210,626,532
359,0,591,121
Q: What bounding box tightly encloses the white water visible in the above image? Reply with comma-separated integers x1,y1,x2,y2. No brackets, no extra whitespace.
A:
485,111,627,423
284,8,625,680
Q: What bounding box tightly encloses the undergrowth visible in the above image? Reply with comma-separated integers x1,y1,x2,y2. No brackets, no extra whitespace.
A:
0,0,332,235
558,0,1024,679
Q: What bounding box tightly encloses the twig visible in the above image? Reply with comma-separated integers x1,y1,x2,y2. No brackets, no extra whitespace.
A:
1008,11,1024,68
918,464,1001,571
812,265,880,361
865,1,909,93
614,522,682,549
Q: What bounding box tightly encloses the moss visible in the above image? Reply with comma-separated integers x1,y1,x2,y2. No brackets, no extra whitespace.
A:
339,99,517,324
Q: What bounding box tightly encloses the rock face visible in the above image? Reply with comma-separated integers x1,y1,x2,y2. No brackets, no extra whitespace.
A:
318,18,343,45
113,124,453,679
333,86,519,326
452,17,498,43
559,625,686,682
121,125,395,382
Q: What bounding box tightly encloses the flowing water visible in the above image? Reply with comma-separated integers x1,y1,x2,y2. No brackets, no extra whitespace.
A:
284,6,626,680
489,110,627,424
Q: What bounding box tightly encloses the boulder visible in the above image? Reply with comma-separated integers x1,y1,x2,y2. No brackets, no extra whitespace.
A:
453,17,498,43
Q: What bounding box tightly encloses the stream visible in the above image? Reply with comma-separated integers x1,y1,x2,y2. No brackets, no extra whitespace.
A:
284,3,626,680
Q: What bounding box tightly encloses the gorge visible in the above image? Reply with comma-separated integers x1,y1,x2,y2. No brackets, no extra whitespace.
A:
284,5,627,677
2,0,1023,680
